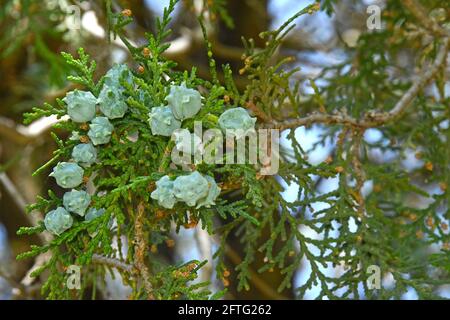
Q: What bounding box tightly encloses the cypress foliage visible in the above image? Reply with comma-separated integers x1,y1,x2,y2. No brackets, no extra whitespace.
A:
13,0,450,299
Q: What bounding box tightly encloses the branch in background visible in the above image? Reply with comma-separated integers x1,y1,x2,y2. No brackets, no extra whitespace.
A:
0,173,28,216
266,37,449,130
362,37,449,125
0,117,35,145
0,171,49,286
0,267,40,299
0,172,52,292
163,29,195,59
402,0,450,37
224,243,288,300
0,115,64,145
21,252,51,287
92,254,135,274
0,172,50,244
0,131,54,290
265,110,360,130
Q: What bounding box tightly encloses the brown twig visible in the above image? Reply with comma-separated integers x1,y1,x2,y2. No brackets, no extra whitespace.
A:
361,37,449,126
92,254,135,274
265,111,360,130
0,116,33,145
245,101,271,122
21,252,52,287
0,173,52,288
0,115,63,145
266,37,449,130
133,201,154,299
402,0,450,37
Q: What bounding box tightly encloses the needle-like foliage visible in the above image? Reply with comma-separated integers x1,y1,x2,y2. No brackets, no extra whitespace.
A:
16,0,450,300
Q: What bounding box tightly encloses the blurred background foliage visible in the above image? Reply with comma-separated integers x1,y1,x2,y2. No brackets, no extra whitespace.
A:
0,0,449,299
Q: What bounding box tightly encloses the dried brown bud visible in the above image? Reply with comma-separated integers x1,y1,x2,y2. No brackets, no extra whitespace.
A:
184,220,197,229
335,166,344,173
166,239,175,248
142,47,150,58
122,9,132,17
426,216,434,228
155,209,165,219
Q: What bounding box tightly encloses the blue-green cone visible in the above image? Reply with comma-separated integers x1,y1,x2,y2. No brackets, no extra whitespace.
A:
165,83,202,120
218,107,256,139
151,175,177,209
85,207,106,222
196,175,221,208
87,117,114,145
64,90,97,123
148,106,181,137
50,162,84,188
72,143,97,167
173,171,209,207
63,189,91,216
98,85,128,119
44,207,73,236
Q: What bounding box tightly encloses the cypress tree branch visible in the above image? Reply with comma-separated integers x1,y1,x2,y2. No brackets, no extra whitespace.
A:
361,37,449,126
133,201,154,299
264,111,360,130
266,37,449,130
11,0,450,300
402,0,450,37
92,254,135,274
